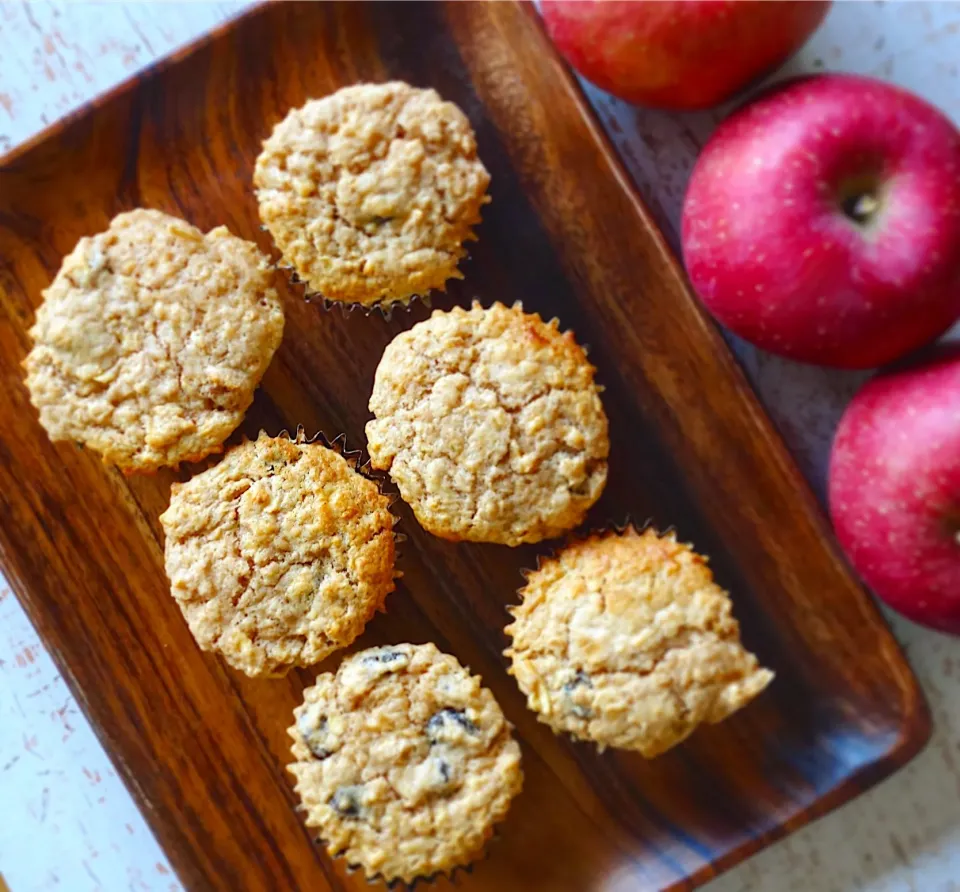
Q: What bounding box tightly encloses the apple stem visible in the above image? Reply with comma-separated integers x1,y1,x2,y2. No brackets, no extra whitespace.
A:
848,193,879,224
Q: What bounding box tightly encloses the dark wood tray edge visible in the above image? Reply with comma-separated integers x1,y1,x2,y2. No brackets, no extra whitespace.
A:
0,2,934,889
526,8,932,883
525,6,933,882
678,721,931,890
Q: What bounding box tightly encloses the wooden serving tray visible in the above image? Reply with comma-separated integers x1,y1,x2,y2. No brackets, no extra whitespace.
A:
0,3,930,890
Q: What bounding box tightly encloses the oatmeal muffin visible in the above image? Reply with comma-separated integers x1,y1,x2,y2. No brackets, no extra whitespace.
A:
23,209,284,472
159,432,396,677
289,643,522,883
505,527,773,757
254,81,489,307
366,302,609,545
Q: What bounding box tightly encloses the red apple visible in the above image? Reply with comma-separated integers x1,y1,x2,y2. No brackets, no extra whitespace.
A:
682,74,960,369
829,349,960,635
541,0,829,110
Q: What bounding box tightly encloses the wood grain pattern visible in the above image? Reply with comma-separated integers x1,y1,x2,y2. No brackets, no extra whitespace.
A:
0,3,931,891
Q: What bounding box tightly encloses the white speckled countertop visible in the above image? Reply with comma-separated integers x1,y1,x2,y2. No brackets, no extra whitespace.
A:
1,3,959,891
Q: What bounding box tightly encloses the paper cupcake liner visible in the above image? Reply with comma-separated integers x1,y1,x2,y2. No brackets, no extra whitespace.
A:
273,258,436,322
309,826,499,889
275,425,379,481
513,516,660,589
262,215,489,321
265,229,451,322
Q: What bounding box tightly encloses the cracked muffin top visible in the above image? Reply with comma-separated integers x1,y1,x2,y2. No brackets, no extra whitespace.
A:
254,81,489,307
159,433,396,677
288,642,522,883
23,209,284,472
505,527,773,757
365,301,609,545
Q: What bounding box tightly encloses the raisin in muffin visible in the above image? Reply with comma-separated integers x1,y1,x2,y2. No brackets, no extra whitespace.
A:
289,643,522,882
505,527,773,756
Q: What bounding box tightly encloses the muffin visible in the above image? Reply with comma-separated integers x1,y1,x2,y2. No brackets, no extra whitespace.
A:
23,209,284,472
254,81,490,307
505,527,773,757
159,432,396,677
366,302,609,545
289,643,522,884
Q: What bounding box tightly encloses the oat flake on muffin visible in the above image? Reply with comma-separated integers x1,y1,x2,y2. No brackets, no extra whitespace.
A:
505,526,773,757
159,433,396,677
254,81,490,307
23,209,284,472
366,301,609,545
288,642,522,884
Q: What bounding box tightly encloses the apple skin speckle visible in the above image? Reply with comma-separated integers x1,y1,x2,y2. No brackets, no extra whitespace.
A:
681,73,960,369
828,348,960,635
